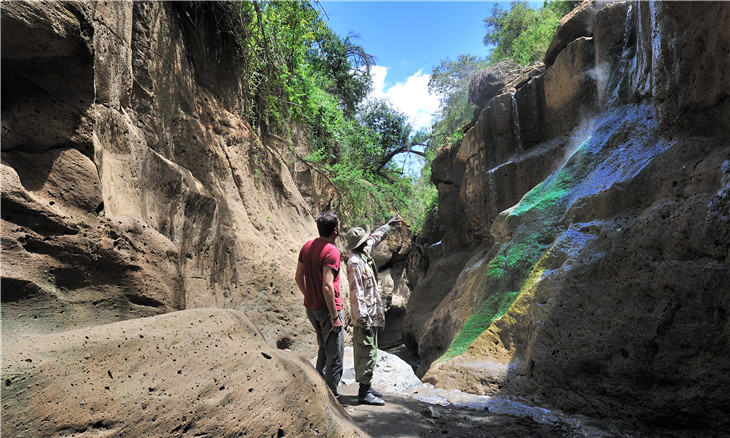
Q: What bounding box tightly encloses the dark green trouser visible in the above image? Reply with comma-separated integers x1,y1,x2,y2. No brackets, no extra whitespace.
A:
353,326,378,386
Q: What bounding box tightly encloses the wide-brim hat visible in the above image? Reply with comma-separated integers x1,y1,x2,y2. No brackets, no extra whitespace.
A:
345,225,370,251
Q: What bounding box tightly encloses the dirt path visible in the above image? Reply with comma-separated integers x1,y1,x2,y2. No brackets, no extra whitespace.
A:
337,345,569,437
338,382,569,438
334,346,659,438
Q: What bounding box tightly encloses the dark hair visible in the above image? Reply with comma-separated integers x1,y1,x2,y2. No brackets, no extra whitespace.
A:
316,211,339,237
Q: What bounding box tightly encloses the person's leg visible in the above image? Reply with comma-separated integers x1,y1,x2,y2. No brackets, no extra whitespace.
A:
353,326,374,385
306,309,326,375
323,310,344,396
369,328,382,397
354,326,383,405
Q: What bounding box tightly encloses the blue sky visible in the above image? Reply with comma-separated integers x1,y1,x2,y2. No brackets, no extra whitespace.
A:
319,1,510,130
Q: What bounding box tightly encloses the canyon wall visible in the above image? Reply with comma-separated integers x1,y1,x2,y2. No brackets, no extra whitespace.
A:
1,1,320,350
1,2,373,436
404,0,730,432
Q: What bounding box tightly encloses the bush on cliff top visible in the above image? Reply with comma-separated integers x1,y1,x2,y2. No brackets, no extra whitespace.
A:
484,0,578,66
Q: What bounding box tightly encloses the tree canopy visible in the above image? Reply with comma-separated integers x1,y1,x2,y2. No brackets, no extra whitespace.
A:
184,0,578,232
185,0,433,229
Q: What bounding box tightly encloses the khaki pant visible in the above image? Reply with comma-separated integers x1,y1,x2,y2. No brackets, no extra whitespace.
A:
353,326,378,385
306,309,344,396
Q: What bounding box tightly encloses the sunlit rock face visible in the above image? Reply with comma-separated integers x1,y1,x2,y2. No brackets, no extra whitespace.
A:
0,2,395,434
1,2,320,352
2,309,364,437
406,0,730,431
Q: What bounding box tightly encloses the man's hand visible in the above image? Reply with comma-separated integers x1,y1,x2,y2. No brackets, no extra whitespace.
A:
387,212,401,226
331,314,342,333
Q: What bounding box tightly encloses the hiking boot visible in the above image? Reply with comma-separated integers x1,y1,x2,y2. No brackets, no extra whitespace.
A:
358,392,385,406
368,387,383,398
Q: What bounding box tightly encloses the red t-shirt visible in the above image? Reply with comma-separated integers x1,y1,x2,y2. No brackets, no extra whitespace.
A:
298,238,342,311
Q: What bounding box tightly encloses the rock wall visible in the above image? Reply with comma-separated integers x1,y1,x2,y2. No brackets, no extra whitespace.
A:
2,1,318,351
1,2,372,435
405,0,730,432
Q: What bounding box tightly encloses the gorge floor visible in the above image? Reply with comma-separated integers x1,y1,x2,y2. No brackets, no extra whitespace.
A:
338,346,676,438
339,381,569,438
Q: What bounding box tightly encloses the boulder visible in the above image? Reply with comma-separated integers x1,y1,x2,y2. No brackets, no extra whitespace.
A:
340,347,422,393
467,60,522,110
544,0,612,68
371,220,412,267
375,261,411,348
2,309,365,437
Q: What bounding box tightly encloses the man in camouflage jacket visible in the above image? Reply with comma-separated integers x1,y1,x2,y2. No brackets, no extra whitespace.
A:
345,213,400,405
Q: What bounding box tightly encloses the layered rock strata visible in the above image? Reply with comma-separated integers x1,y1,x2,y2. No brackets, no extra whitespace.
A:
2,2,408,435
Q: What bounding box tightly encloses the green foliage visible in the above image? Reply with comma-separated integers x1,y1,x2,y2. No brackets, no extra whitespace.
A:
429,54,490,148
314,101,430,228
180,1,442,234
308,27,374,115
357,99,411,175
406,174,438,234
483,0,577,66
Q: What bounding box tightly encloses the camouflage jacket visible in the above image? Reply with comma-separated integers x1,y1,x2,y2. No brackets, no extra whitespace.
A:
346,224,390,327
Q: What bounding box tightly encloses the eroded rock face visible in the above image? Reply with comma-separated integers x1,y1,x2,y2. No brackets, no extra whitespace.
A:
1,1,318,354
2,309,364,437
1,3,408,433
544,0,613,68
406,0,730,431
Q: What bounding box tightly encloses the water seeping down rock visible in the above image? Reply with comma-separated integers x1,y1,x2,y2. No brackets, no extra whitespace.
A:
403,0,730,433
2,0,729,436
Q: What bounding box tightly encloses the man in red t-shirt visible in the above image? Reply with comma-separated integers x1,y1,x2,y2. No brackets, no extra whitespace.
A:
295,211,344,397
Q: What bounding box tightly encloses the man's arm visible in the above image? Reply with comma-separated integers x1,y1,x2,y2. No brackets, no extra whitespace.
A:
322,266,342,333
295,261,306,296
363,213,402,255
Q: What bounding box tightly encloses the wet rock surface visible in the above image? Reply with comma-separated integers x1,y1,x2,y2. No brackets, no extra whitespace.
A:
406,1,730,434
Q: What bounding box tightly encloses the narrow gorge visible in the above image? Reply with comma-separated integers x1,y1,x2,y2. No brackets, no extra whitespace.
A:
2,1,729,437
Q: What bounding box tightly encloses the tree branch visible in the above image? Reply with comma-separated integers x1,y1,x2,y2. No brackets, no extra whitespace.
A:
374,142,429,175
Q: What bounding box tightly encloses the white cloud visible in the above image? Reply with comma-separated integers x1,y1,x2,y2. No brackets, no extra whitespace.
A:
368,66,441,131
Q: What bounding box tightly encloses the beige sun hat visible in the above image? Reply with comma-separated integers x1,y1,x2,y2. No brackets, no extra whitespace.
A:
345,225,371,251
